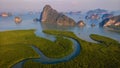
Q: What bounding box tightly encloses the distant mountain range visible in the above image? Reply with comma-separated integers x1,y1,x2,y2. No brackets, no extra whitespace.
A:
85,9,120,20
85,9,109,20
87,9,108,15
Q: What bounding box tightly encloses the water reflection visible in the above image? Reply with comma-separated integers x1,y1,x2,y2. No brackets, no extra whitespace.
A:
41,23,120,42
0,14,120,42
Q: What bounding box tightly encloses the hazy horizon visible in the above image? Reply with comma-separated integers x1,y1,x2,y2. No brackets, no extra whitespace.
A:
0,0,120,13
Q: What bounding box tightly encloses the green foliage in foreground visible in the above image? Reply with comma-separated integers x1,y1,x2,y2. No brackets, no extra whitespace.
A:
0,30,73,68
90,34,119,46
24,30,120,68
0,30,39,68
29,33,73,58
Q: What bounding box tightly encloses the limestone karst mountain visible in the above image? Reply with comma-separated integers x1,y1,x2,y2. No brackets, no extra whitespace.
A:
100,15,120,27
40,5,76,26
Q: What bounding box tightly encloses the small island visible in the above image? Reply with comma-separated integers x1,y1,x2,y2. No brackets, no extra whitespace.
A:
14,17,22,24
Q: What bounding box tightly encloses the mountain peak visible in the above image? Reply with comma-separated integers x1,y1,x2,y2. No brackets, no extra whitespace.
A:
40,5,76,26
44,5,52,9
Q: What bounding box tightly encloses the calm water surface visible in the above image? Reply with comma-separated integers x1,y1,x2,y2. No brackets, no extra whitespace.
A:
0,14,120,42
1,13,120,68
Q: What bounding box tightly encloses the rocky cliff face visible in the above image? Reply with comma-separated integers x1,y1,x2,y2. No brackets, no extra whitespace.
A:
77,20,86,27
100,15,120,27
40,5,76,26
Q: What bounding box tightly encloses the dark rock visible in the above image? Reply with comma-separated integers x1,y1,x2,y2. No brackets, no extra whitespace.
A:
99,18,109,27
33,18,40,22
102,14,113,20
40,5,76,26
91,23,96,27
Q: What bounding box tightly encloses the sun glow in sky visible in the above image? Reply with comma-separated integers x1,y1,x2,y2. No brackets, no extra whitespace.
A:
0,0,120,12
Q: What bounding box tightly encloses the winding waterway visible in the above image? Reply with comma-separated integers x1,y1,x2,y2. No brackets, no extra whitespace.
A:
12,33,80,68
0,14,120,68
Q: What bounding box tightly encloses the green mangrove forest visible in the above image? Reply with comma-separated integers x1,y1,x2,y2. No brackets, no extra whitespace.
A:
0,30,120,68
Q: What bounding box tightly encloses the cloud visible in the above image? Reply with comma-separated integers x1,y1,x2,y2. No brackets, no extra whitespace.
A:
0,0,120,12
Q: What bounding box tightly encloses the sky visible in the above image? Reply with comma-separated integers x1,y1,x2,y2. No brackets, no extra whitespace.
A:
0,0,120,13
